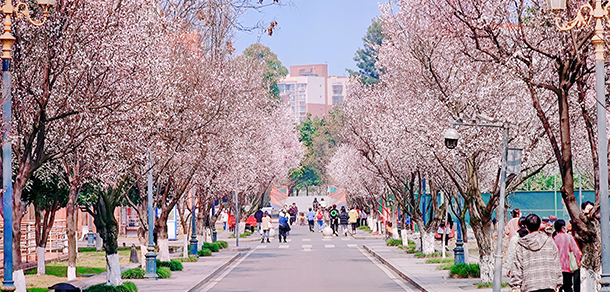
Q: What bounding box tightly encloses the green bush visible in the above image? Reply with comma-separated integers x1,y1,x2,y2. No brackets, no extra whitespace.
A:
156,260,183,271
198,248,212,257
437,263,454,270
426,258,454,264
79,247,97,252
84,282,138,292
386,239,402,246
358,225,371,232
203,242,220,252
450,264,480,278
216,241,228,249
414,252,442,258
27,289,49,292
239,231,253,238
121,268,145,279
175,256,199,262
156,266,171,279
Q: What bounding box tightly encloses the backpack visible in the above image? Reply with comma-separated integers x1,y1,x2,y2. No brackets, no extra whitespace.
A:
317,211,323,220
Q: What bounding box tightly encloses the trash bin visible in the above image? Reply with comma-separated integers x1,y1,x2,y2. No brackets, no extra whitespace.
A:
49,283,81,292
212,230,217,242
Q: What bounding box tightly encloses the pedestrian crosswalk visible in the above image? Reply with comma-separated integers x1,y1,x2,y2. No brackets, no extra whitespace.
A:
255,242,359,251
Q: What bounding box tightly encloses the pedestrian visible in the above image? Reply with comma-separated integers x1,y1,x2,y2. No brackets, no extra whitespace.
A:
505,209,521,238
385,222,393,239
330,205,339,236
436,222,450,247
289,203,298,225
553,220,581,292
348,207,358,234
509,213,562,292
306,208,316,232
360,209,368,227
313,198,319,210
320,198,327,208
324,207,331,228
261,212,271,243
254,208,263,232
316,207,324,231
221,210,228,231
278,209,290,243
504,217,528,275
339,206,349,236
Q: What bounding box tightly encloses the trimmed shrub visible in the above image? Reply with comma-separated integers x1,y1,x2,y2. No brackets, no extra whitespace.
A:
121,268,145,279
156,266,171,279
449,263,480,278
216,241,228,249
198,248,212,257
84,282,138,292
175,256,199,262
156,260,183,271
386,239,402,246
203,242,220,252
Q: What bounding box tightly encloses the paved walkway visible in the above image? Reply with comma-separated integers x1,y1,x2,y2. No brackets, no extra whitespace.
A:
363,243,511,292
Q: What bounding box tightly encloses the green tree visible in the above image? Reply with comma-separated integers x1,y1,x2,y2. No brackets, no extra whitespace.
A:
348,18,385,85
241,43,288,100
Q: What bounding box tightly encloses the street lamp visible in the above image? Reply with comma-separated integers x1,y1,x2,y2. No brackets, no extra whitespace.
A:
549,1,610,290
0,1,54,290
144,153,157,280
189,189,198,256
444,121,509,292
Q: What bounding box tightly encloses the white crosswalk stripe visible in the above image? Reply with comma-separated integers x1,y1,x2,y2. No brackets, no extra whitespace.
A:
325,244,335,248
302,238,311,242
347,244,357,248
279,245,289,249
257,245,267,249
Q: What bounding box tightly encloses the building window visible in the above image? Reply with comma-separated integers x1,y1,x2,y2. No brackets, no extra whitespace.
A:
298,94,305,101
297,84,307,91
333,85,343,95
299,105,306,112
290,95,295,101
333,96,343,105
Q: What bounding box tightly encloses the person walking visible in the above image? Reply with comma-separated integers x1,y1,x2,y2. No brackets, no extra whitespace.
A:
306,208,316,232
316,207,324,231
254,208,264,232
221,210,228,231
329,205,339,236
348,207,359,234
360,209,368,228
261,212,271,243
339,206,349,236
505,209,521,238
553,220,581,292
504,217,528,275
509,213,562,292
323,207,331,228
278,209,290,243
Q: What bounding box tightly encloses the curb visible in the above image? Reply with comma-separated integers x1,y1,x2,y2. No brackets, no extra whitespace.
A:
363,245,428,292
187,252,241,292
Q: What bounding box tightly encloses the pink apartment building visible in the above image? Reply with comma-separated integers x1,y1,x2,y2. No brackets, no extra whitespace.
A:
278,64,348,122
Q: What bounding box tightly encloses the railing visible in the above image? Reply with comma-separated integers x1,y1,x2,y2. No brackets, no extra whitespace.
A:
0,219,68,265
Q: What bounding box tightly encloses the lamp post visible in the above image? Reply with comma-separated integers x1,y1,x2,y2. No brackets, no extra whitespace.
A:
87,214,95,248
548,1,610,290
0,1,54,290
444,122,509,292
189,190,198,256
144,153,157,280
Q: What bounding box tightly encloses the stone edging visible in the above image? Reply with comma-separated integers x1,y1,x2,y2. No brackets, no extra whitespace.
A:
362,245,428,292
187,252,242,292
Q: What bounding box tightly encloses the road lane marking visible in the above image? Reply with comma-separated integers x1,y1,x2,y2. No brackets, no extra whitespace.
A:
322,239,331,241
199,249,255,292
341,238,350,241
325,244,335,248
256,245,267,249
357,247,414,291
347,244,357,248
302,238,311,242
279,245,289,249
302,244,312,248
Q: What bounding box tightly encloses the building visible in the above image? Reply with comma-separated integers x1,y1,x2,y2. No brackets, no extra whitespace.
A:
278,64,348,122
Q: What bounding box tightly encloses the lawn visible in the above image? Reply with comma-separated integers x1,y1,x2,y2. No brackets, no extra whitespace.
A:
23,247,137,290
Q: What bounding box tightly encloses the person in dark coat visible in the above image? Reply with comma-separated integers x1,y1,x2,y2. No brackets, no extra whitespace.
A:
339,206,349,236
329,205,339,236
254,209,264,232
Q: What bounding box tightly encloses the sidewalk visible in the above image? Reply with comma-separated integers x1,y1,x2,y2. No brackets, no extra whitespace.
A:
69,251,240,292
364,243,510,292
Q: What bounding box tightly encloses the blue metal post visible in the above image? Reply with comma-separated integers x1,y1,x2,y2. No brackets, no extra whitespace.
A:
189,192,198,256
86,214,95,247
145,154,157,280
2,58,15,291
453,219,465,265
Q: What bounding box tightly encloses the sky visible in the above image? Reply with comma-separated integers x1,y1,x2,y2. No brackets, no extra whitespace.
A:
234,0,384,77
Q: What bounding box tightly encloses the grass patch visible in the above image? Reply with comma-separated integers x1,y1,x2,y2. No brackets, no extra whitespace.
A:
398,239,418,253
25,266,105,277
83,281,138,292
122,268,145,279
175,256,199,262
450,263,480,278
216,241,228,249
27,289,49,292
474,282,509,289
426,258,454,264
437,263,454,270
414,252,442,258
386,239,402,246
156,260,183,271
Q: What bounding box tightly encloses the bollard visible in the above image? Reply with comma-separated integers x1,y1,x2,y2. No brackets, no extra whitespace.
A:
129,244,139,263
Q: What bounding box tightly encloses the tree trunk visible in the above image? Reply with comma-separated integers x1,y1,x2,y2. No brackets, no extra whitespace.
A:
106,253,122,286
12,173,27,290
137,227,148,269
155,212,170,261
471,219,494,283
66,180,79,281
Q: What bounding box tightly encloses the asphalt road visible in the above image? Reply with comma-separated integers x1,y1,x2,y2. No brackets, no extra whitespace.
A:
196,225,416,292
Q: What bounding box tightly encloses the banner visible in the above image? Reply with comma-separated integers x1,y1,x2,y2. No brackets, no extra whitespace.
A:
270,186,289,210
328,185,347,208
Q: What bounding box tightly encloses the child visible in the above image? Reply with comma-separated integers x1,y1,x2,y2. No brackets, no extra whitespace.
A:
385,222,393,239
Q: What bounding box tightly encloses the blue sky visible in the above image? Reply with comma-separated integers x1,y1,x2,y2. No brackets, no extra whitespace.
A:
234,1,383,76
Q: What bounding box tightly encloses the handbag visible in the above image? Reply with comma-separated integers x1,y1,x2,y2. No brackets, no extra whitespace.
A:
569,242,579,272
